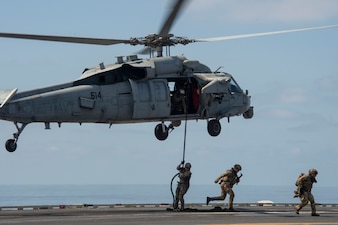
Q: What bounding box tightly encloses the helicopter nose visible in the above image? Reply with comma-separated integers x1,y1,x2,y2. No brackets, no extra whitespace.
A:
242,92,253,119
244,91,251,107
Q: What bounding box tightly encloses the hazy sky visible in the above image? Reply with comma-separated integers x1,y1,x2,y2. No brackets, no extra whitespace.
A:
0,0,337,189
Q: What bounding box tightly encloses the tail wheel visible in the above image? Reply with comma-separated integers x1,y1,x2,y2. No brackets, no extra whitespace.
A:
207,119,221,137
154,123,169,141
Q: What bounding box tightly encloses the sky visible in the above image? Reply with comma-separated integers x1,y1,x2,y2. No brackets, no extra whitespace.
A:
0,0,337,188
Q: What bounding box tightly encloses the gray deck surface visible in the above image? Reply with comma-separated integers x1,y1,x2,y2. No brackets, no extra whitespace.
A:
0,203,337,225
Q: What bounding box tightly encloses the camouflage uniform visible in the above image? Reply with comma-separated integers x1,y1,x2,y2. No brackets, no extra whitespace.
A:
294,169,319,216
174,162,192,210
293,173,305,198
206,164,242,210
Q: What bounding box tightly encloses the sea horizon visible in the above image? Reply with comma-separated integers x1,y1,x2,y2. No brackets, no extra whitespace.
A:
0,184,337,207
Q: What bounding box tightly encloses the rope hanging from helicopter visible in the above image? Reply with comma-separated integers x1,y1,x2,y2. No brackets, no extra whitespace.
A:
181,78,191,162
170,78,191,208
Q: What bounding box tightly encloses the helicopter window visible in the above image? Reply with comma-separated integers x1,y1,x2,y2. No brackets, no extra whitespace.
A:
168,81,175,93
73,67,129,86
122,64,147,80
229,78,242,93
99,76,105,83
230,84,240,93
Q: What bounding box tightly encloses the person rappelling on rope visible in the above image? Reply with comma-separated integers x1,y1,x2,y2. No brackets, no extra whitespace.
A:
173,161,192,211
171,80,192,211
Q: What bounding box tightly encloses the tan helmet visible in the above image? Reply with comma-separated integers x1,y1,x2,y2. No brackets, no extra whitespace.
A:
185,163,191,169
309,168,318,175
234,164,242,171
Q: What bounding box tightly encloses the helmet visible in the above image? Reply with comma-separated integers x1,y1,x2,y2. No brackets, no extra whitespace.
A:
309,168,318,175
234,164,242,171
185,163,191,169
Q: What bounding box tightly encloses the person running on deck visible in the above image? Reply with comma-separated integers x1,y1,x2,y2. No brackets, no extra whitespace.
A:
206,164,242,211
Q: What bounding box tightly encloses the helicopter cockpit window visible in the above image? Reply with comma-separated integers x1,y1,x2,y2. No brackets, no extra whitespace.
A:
229,78,242,93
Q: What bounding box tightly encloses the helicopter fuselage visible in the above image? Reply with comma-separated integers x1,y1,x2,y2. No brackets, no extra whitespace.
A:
0,55,253,152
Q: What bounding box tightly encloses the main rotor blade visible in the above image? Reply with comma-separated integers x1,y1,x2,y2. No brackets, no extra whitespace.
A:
159,0,187,35
194,24,338,42
0,32,131,45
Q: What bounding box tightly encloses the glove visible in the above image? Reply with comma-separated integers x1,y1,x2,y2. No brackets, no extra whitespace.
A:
181,160,185,165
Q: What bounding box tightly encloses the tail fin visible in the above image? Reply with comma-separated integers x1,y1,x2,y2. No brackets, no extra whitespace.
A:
0,88,17,108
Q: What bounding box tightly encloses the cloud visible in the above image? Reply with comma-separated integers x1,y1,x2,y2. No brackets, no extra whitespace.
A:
277,87,314,104
264,108,300,119
317,75,338,90
190,0,338,23
288,146,302,155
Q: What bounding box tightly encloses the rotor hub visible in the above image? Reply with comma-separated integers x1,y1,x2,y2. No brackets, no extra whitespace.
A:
130,34,193,49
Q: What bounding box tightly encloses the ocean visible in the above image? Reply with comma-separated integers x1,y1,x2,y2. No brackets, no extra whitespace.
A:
0,184,337,207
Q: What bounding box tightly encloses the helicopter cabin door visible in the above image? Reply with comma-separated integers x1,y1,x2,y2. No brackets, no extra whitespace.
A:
130,79,170,119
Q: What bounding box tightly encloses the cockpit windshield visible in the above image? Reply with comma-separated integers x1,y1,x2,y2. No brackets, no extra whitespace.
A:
229,77,242,93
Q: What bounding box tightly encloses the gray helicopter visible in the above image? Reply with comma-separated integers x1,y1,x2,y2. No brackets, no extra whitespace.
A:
0,0,337,152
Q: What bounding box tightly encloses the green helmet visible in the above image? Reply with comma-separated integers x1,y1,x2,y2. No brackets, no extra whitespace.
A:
234,164,242,171
309,168,318,175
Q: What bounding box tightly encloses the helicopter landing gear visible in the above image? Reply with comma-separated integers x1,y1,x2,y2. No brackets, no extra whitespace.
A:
5,139,17,152
207,119,221,137
154,123,169,141
155,120,181,141
154,121,182,141
5,122,28,152
243,106,254,119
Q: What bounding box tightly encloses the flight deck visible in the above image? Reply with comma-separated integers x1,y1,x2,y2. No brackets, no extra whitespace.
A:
0,203,337,225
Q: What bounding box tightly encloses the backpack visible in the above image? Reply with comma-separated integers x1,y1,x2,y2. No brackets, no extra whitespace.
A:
295,173,305,186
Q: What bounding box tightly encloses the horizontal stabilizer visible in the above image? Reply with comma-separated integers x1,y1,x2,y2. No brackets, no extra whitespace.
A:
0,88,18,108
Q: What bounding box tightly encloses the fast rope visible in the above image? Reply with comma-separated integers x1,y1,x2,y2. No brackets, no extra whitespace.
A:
182,99,188,163
170,79,190,208
182,78,190,164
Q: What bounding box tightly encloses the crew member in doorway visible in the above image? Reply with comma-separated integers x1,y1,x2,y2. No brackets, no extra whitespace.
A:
206,164,242,211
191,82,200,112
173,161,192,211
294,168,319,216
171,88,186,114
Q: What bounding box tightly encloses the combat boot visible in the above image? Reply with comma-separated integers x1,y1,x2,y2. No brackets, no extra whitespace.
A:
206,197,211,205
173,201,178,210
294,206,300,214
311,204,319,216
180,202,185,211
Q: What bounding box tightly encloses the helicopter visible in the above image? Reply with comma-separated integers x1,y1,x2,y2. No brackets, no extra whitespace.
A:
0,0,337,153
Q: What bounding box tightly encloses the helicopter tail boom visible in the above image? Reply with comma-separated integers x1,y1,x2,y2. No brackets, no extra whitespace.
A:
0,88,17,108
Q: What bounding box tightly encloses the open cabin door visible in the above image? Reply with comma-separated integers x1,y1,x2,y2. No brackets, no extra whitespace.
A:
130,79,170,119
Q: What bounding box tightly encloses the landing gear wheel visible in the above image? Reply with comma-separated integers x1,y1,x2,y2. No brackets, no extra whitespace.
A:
5,139,17,152
154,123,169,141
207,119,221,137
